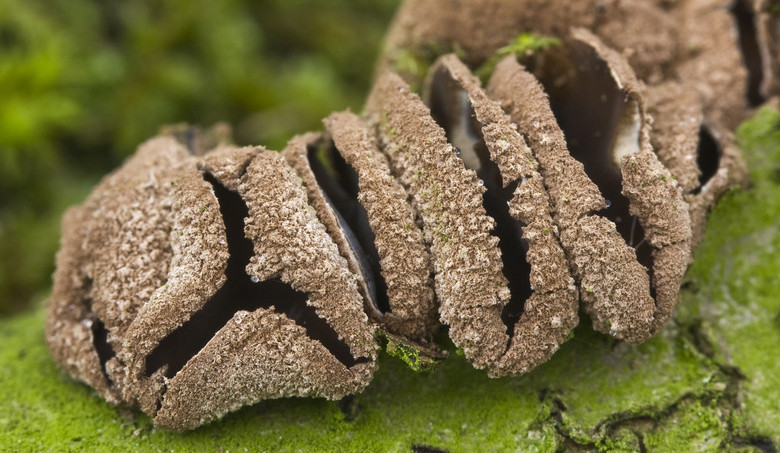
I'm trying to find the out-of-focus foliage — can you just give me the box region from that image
[0,0,399,316]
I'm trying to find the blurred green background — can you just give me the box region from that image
[0,0,399,316]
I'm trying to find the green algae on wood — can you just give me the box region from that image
[678,106,780,447]
[0,306,744,451]
[643,399,729,452]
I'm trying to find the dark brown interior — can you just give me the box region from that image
[693,126,722,194]
[427,67,532,337]
[91,315,115,383]
[82,274,117,384]
[144,172,365,380]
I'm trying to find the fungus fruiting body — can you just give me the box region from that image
[46,0,774,430]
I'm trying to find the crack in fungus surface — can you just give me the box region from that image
[694,126,722,193]
[81,275,116,384]
[732,0,766,106]
[307,141,391,314]
[411,445,449,453]
[90,316,115,383]
[145,172,362,379]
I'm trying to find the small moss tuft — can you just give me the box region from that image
[378,331,442,373]
[476,33,561,81]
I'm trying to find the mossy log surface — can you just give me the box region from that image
[2,108,780,452]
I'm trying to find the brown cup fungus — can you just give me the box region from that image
[47,0,762,431]
[503,29,692,341]
[47,133,378,430]
[380,0,755,339]
[367,72,518,374]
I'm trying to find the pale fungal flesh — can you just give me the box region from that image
[46,0,767,431]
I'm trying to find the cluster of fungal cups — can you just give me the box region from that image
[47,0,776,431]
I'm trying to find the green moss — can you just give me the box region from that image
[476,33,561,81]
[677,107,780,446]
[392,48,432,91]
[378,330,448,373]
[643,400,727,452]
[313,139,338,176]
[0,301,732,451]
[2,307,554,452]
[531,324,718,444]
[598,428,641,452]
[382,336,438,373]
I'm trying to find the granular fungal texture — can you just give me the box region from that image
[47,134,377,431]
[323,111,438,340]
[487,55,655,343]
[284,113,438,342]
[283,132,383,325]
[423,54,578,374]
[367,71,513,374]
[381,0,779,131]
[520,29,691,340]
[46,0,763,431]
[377,0,762,341]
[755,0,780,98]
[381,0,757,254]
